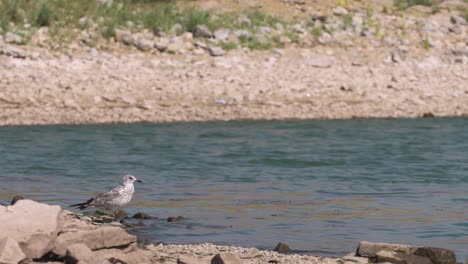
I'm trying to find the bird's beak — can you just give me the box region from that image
[136,179,143,183]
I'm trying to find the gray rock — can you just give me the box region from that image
[0,46,27,59]
[318,32,332,44]
[136,38,153,51]
[115,29,133,45]
[214,28,230,41]
[0,237,27,264]
[238,15,252,26]
[450,15,467,26]
[422,20,439,32]
[131,212,155,219]
[258,26,272,35]
[357,241,414,258]
[352,15,363,27]
[78,16,91,28]
[193,25,213,38]
[171,24,183,36]
[4,32,23,44]
[167,216,186,222]
[333,6,348,16]
[448,25,462,34]
[307,55,334,68]
[234,29,253,39]
[211,253,242,264]
[53,225,136,256]
[413,247,457,264]
[0,199,63,259]
[376,250,431,264]
[97,0,113,7]
[291,24,306,34]
[274,242,291,253]
[154,37,170,51]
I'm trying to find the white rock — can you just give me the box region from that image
[333,6,348,16]
[0,199,64,259]
[4,32,22,44]
[136,38,153,52]
[214,29,231,41]
[0,237,27,264]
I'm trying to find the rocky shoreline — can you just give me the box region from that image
[0,199,460,264]
[0,0,467,126]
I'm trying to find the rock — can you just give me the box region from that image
[131,212,154,219]
[274,242,291,253]
[340,252,369,264]
[92,247,155,264]
[413,247,456,264]
[114,210,128,219]
[53,225,136,256]
[136,38,153,52]
[154,37,170,52]
[0,199,63,259]
[211,253,242,264]
[171,24,183,36]
[448,25,462,34]
[214,29,230,41]
[115,30,133,46]
[65,243,93,263]
[376,250,431,264]
[0,237,27,264]
[333,6,348,16]
[208,46,225,57]
[167,216,185,222]
[291,24,306,34]
[318,32,332,44]
[4,32,23,44]
[357,241,414,258]
[237,15,252,26]
[10,195,24,205]
[307,55,334,68]
[178,253,204,264]
[97,0,113,7]
[193,25,213,38]
[78,16,91,28]
[450,15,467,26]
[233,29,252,39]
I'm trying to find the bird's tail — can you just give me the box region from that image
[70,198,94,210]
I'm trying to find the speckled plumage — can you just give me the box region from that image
[71,175,142,218]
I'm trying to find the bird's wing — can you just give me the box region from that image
[92,186,124,206]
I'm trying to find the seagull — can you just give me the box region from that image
[70,175,142,220]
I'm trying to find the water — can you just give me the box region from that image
[0,118,467,260]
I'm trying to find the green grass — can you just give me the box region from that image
[311,27,323,38]
[0,0,292,49]
[394,0,434,10]
[220,41,238,51]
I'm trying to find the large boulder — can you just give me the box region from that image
[53,224,136,256]
[376,250,431,264]
[0,199,64,259]
[356,241,456,264]
[413,247,457,264]
[357,241,414,258]
[0,236,27,264]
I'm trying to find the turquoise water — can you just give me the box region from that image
[0,119,467,260]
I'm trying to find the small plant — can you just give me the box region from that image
[342,14,353,29]
[422,34,431,49]
[33,2,53,27]
[220,41,238,51]
[394,0,434,10]
[366,6,374,27]
[239,35,272,50]
[311,27,323,38]
[337,0,349,7]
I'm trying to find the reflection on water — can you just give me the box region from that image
[0,118,467,259]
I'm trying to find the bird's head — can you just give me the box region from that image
[123,175,142,185]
